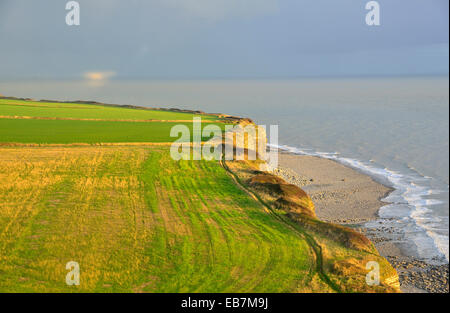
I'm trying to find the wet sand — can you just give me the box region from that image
[276,151,449,293]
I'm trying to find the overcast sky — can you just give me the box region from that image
[0,0,448,79]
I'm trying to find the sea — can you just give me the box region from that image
[1,76,448,263]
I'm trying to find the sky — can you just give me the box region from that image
[0,0,448,80]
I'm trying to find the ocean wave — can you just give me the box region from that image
[270,143,449,263]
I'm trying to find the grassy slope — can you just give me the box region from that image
[227,160,400,293]
[0,99,220,121]
[0,147,326,292]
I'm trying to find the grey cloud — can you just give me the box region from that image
[0,0,448,79]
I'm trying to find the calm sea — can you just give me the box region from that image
[1,77,448,263]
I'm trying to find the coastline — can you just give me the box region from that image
[275,151,449,293]
[2,95,447,292]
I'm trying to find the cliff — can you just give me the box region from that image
[220,120,401,293]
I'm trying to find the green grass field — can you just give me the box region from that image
[0,98,220,121]
[0,118,226,144]
[0,147,323,292]
[0,98,230,144]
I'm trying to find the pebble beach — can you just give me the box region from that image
[275,151,449,293]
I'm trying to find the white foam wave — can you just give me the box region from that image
[271,143,449,263]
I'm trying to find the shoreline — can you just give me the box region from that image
[275,151,449,293]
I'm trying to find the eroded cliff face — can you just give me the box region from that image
[248,174,316,218]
